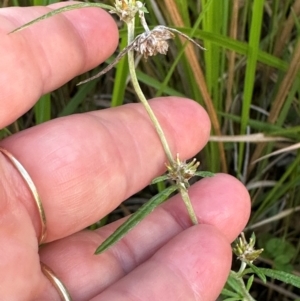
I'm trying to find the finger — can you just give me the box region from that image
[0,97,211,242]
[165,173,251,242]
[38,174,250,300]
[0,3,118,128]
[0,154,59,301]
[92,226,231,301]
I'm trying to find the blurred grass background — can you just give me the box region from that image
[2,0,300,300]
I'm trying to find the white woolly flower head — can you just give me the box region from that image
[133,26,175,59]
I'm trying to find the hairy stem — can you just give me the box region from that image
[179,186,198,225]
[237,261,247,277]
[230,271,257,301]
[126,20,174,164]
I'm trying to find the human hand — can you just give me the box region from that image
[0,3,250,301]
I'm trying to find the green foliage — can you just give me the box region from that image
[95,185,177,254]
[34,94,51,124]
[247,262,267,283]
[0,128,11,139]
[258,268,300,289]
[224,266,300,301]
[152,170,214,184]
[111,37,129,107]
[4,0,300,300]
[260,236,297,272]
[246,275,254,292]
[221,271,256,301]
[238,0,264,172]
[194,171,215,177]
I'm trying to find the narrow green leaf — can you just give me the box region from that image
[10,3,115,33]
[194,171,215,178]
[226,272,244,295]
[259,268,300,288]
[246,275,254,291]
[220,288,241,298]
[151,174,169,184]
[95,185,178,254]
[248,262,267,283]
[226,271,257,301]
[222,297,241,301]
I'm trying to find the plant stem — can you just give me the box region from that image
[126,20,174,164]
[179,186,198,225]
[237,261,247,277]
[230,271,257,301]
[126,18,199,225]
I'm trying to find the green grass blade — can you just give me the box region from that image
[59,80,97,116]
[34,93,51,124]
[111,35,128,107]
[276,77,300,126]
[33,0,46,5]
[0,128,12,139]
[188,28,291,73]
[238,0,264,172]
[201,0,223,97]
[10,3,115,33]
[95,185,177,254]
[156,181,166,193]
[33,0,59,5]
[175,0,190,27]
[252,155,300,220]
[154,4,208,97]
[218,112,286,134]
[137,70,185,97]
